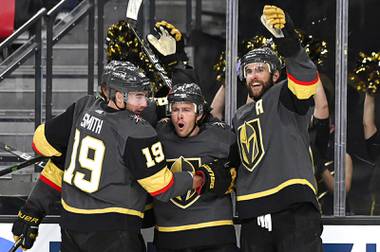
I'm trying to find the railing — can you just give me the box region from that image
[45,0,95,120]
[0,8,46,129]
[0,0,97,122]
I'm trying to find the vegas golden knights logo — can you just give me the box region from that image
[237,119,265,172]
[167,156,201,209]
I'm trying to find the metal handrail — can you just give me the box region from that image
[0,8,46,50]
[45,0,95,120]
[0,8,46,81]
[47,0,66,16]
[0,8,45,131]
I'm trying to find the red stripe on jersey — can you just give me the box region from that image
[287,72,320,86]
[150,176,174,196]
[40,174,62,192]
[32,142,44,157]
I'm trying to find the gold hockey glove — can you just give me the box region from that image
[147,26,176,56]
[153,20,188,64]
[261,5,286,38]
[261,5,300,57]
[155,20,183,42]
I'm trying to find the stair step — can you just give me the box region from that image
[0,122,34,133]
[0,91,88,110]
[1,65,97,78]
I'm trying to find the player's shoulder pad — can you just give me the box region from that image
[234,101,256,122]
[202,120,235,141]
[75,95,97,107]
[120,112,158,139]
[73,95,98,117]
[155,117,174,135]
[204,120,228,129]
[156,117,171,128]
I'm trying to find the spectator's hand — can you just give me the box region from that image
[12,207,42,250]
[195,160,235,196]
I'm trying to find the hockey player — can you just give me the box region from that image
[231,5,323,252]
[11,61,226,251]
[153,82,238,252]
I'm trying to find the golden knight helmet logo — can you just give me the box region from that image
[168,156,201,209]
[238,119,265,172]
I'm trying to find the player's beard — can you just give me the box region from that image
[247,78,274,101]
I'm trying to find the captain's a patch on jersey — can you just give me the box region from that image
[237,119,265,172]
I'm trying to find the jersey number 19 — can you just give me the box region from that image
[63,129,105,193]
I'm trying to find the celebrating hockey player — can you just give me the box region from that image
[153,82,238,251]
[11,61,227,251]
[231,5,323,252]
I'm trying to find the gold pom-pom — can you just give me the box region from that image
[239,35,276,56]
[350,51,380,94]
[106,20,165,94]
[213,35,276,85]
[295,29,328,67]
[213,51,226,85]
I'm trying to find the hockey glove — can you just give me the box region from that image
[12,207,42,250]
[147,20,188,67]
[155,20,187,62]
[261,5,286,38]
[147,26,178,67]
[147,26,176,56]
[261,5,300,57]
[195,159,234,196]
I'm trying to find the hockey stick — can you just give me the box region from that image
[7,234,23,252]
[0,156,46,177]
[0,142,46,169]
[125,0,172,91]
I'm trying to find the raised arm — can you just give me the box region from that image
[363,93,377,139]
[210,85,226,120]
[261,5,320,114]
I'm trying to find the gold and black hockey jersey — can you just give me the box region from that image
[32,96,194,231]
[232,46,321,220]
[154,120,237,249]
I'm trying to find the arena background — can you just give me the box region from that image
[1,0,380,251]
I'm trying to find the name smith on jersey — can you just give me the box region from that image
[80,113,103,134]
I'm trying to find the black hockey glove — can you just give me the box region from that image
[12,207,42,250]
[195,159,236,197]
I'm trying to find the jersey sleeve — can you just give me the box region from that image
[25,156,64,216]
[279,45,321,115]
[32,103,75,157]
[124,135,193,201]
[39,156,65,192]
[366,131,380,161]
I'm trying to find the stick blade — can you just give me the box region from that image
[126,0,143,21]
